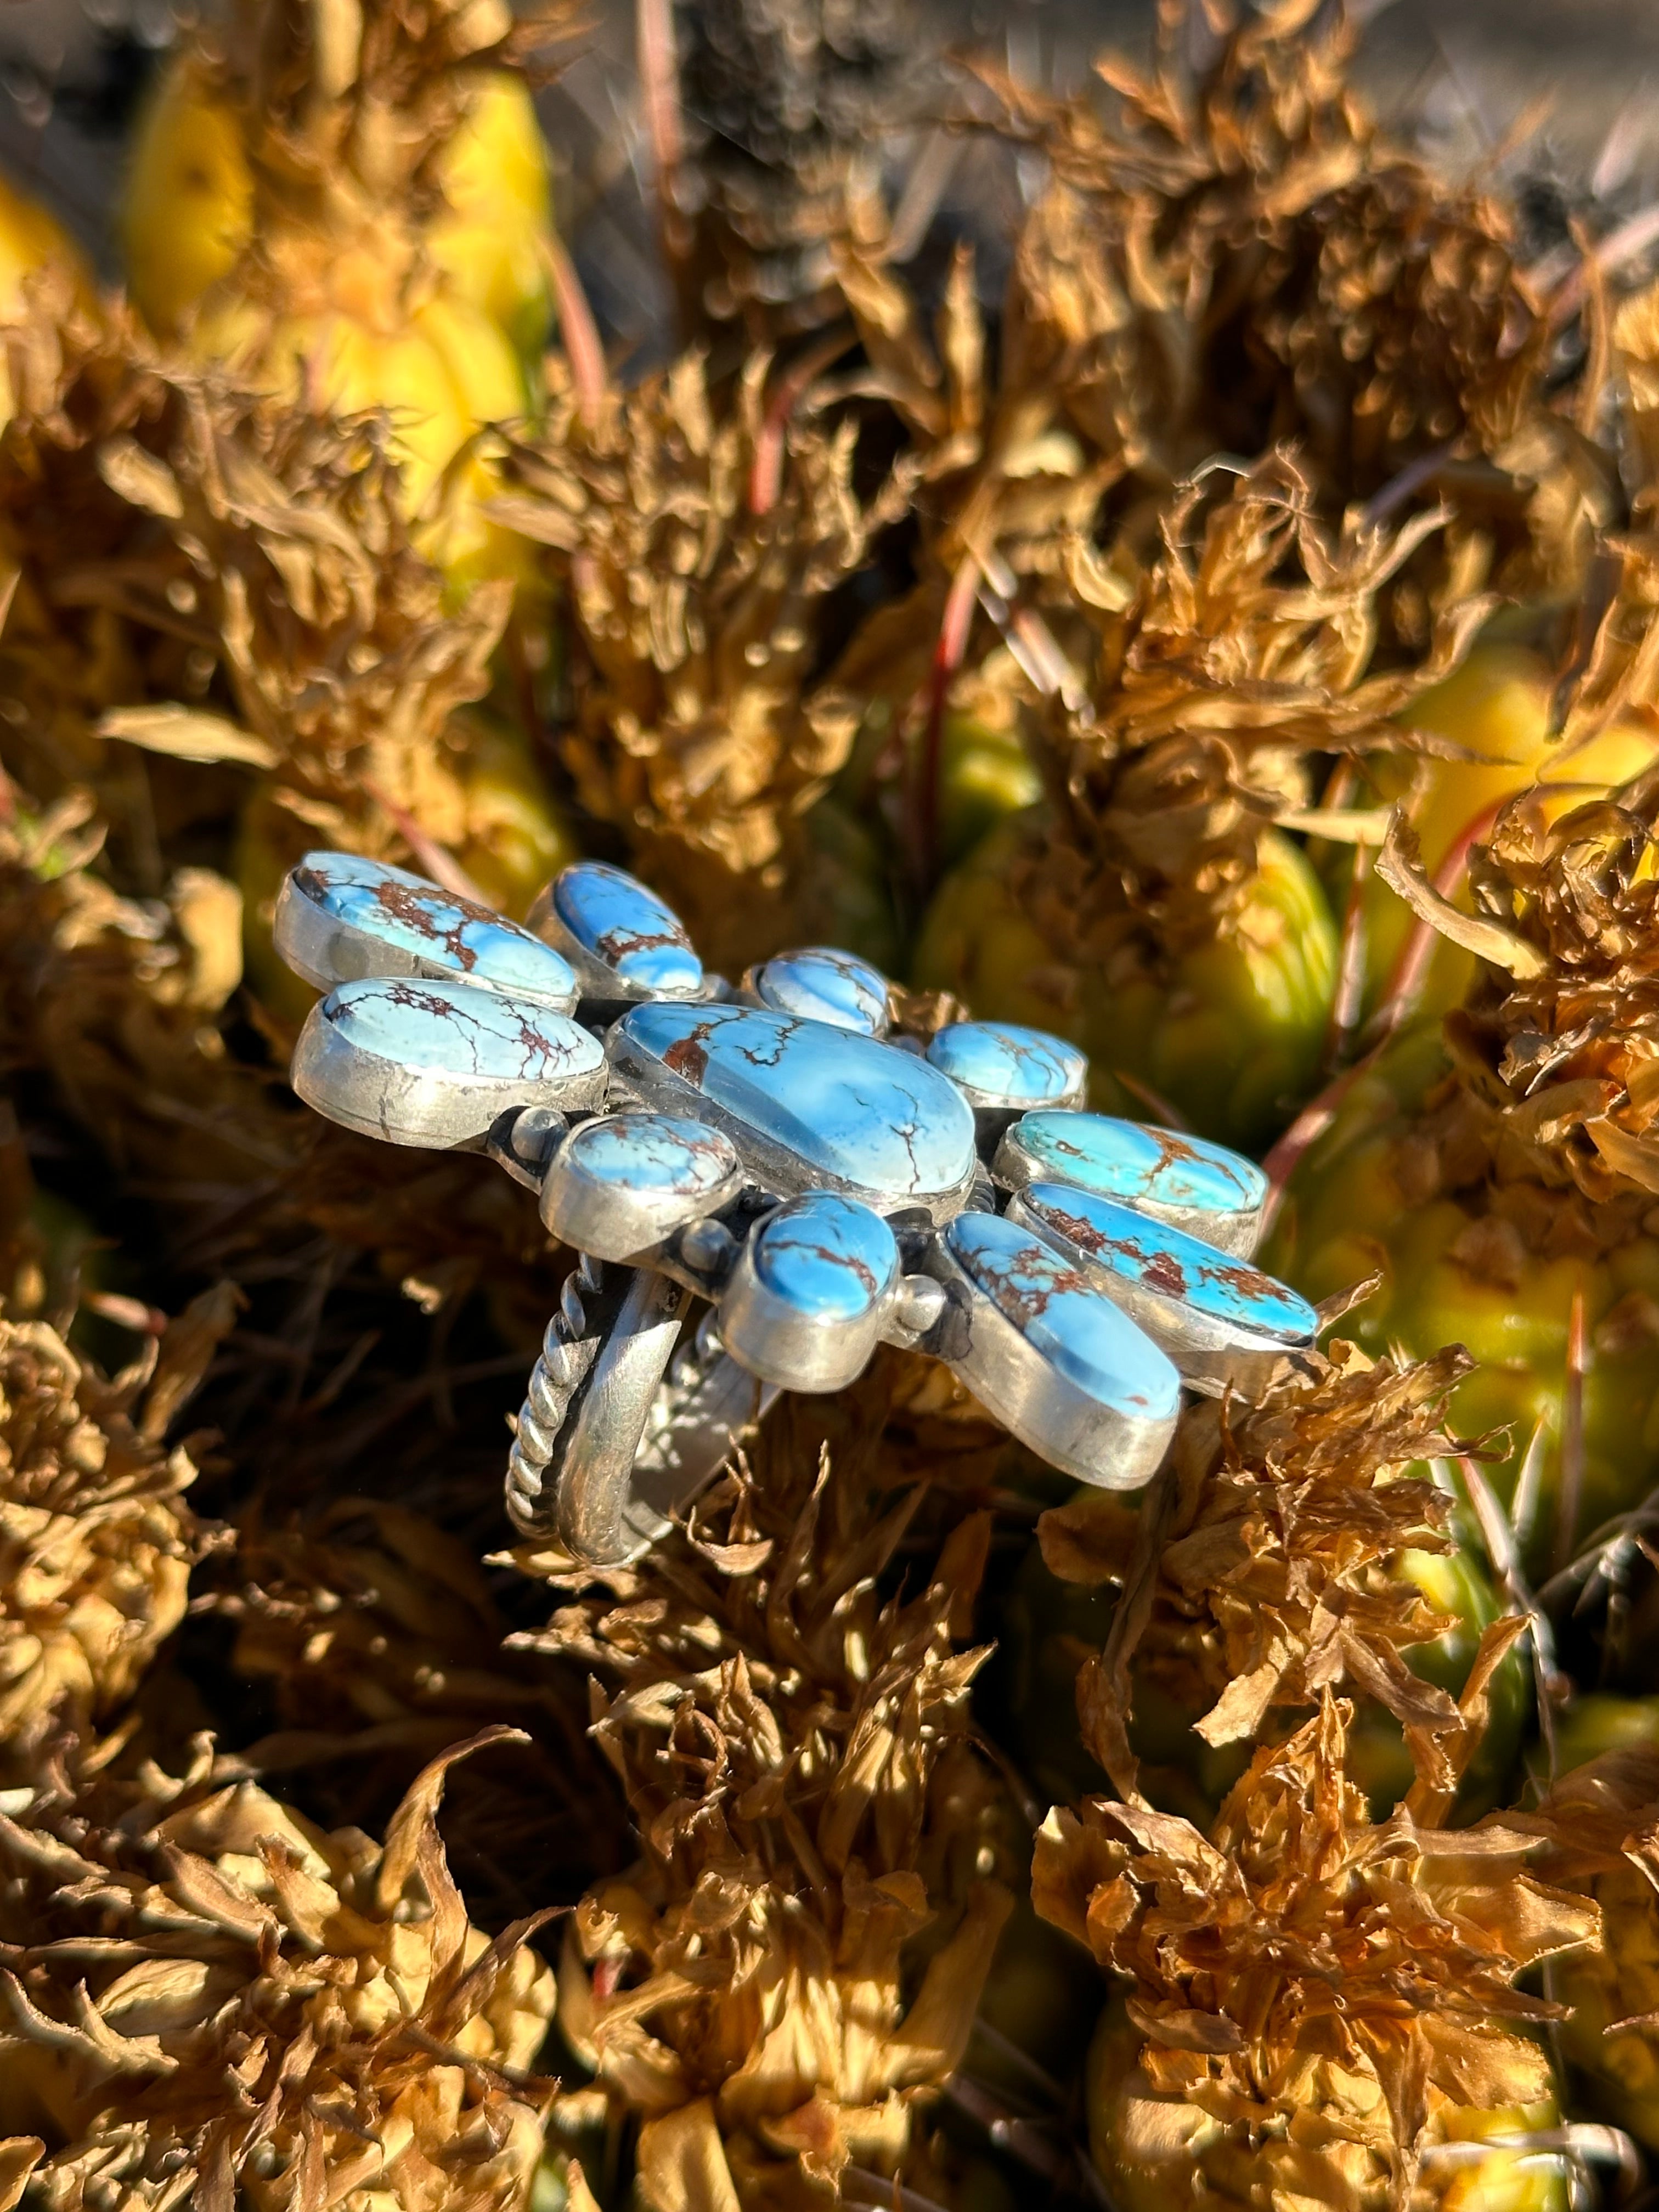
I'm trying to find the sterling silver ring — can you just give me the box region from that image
[273,849,1315,1565]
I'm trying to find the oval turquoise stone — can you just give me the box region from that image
[1005,1111,1266,1221]
[753,948,889,1035]
[613,1003,977,1205]
[927,1020,1086,1105]
[1020,1183,1315,1344]
[294,851,577,1003]
[945,1210,1180,1419]
[561,1113,738,1199]
[552,862,702,995]
[753,1193,898,1319]
[319,977,603,1085]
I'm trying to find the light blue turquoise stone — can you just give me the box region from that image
[561,1113,737,1199]
[1020,1183,1316,1344]
[552,862,702,995]
[294,851,577,1003]
[614,1003,977,1203]
[946,1211,1180,1418]
[927,1020,1086,1105]
[1007,1110,1266,1221]
[319,977,603,1086]
[753,1193,899,1318]
[754,948,889,1035]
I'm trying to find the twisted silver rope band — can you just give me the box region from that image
[506,1257,772,1562]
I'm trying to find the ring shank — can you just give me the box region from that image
[508,1262,774,1565]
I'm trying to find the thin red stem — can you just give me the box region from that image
[912,554,979,895]
[1112,1067,1192,1133]
[542,233,606,432]
[360,781,489,907]
[748,327,859,517]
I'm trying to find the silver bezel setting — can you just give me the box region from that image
[274,865,578,1012]
[923,1236,1179,1491]
[538,1113,746,1261]
[291,990,607,1149]
[1005,1189,1313,1398]
[715,1201,901,1391]
[991,1124,1267,1258]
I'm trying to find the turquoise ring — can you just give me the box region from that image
[274,853,1316,1562]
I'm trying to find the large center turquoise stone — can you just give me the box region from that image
[612,1003,977,1207]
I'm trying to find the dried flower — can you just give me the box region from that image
[0,1730,558,2212]
[116,0,575,578]
[0,1127,234,1778]
[1532,1750,1659,2151]
[0,299,512,905]
[1038,1342,1518,1815]
[913,450,1496,1146]
[976,0,1555,524]
[212,1494,630,1918]
[0,301,571,1312]
[665,0,927,345]
[1370,769,1659,1243]
[1018,452,1494,950]
[495,351,916,966]
[1035,1694,1598,2211]
[1272,768,1659,1564]
[511,1435,1011,2209]
[199,0,565,232]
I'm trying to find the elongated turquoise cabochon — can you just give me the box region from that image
[944,1210,1180,1418]
[550,862,703,996]
[1001,1110,1266,1223]
[287,851,578,1006]
[317,977,603,1084]
[927,1020,1087,1107]
[1018,1183,1316,1346]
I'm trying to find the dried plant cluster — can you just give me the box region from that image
[664,0,929,345]
[1037,1345,1508,1805]
[208,1495,633,1917]
[1035,1696,1596,2210]
[188,0,557,237]
[1375,771,1659,1259]
[1538,1753,1659,2155]
[495,351,917,964]
[979,3,1554,506]
[0,1732,561,2212]
[2,1,1659,2210]
[0,1136,233,1776]
[512,1426,1013,2210]
[0,299,508,902]
[0,302,567,1314]
[997,457,1498,967]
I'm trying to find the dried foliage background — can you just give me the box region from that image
[4,3,1659,2212]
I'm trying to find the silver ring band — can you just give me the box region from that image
[506,1261,774,1563]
